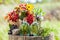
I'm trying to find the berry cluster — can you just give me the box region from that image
[8,11,19,22]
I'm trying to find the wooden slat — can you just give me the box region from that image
[9,35,43,40]
[9,35,24,40]
[9,34,54,40]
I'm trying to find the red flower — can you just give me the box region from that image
[26,14,34,25]
[19,4,27,10]
[19,4,26,7]
[8,11,19,22]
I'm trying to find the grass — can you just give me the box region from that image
[41,20,60,40]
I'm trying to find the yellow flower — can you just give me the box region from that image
[26,4,34,11]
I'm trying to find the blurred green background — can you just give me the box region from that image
[0,0,60,40]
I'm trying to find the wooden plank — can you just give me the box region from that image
[9,34,54,40]
[25,36,43,40]
[9,35,43,40]
[9,35,24,40]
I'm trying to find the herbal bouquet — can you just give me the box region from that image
[5,3,46,36]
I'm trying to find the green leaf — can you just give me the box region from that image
[30,22,39,35]
[33,8,46,16]
[20,22,30,35]
[41,12,46,16]
[19,11,26,20]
